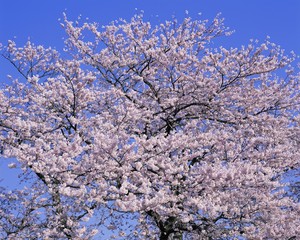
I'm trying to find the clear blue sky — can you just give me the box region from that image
[0,0,300,198]
[1,0,300,53]
[0,0,300,80]
[0,1,299,80]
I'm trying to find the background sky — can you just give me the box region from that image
[1,0,300,79]
[0,0,299,224]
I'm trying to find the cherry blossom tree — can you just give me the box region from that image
[1,13,300,239]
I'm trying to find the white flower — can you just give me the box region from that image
[8,163,17,168]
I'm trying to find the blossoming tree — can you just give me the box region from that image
[0,13,299,239]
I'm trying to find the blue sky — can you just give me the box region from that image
[1,1,300,52]
[0,0,299,222]
[0,1,299,81]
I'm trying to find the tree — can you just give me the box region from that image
[0,13,300,239]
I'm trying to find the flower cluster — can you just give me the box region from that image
[0,13,299,239]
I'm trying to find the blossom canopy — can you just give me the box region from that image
[0,13,300,239]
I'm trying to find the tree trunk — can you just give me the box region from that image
[160,231,183,240]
